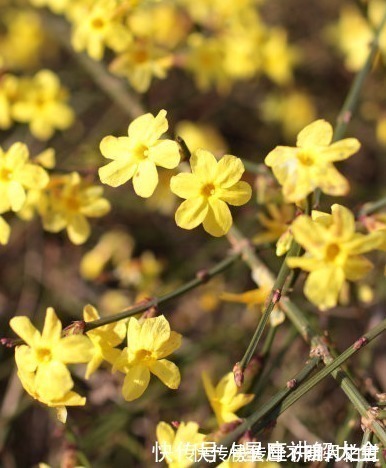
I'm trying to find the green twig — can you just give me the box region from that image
[313,10,386,208]
[84,252,240,331]
[359,196,386,217]
[236,237,301,373]
[356,429,372,468]
[220,319,386,451]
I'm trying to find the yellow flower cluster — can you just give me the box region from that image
[99,110,252,237]
[11,307,182,421]
[0,69,74,140]
[0,142,49,245]
[29,0,298,93]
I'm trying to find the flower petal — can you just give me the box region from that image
[304,266,345,310]
[190,149,217,182]
[35,360,73,401]
[139,315,171,351]
[296,119,333,147]
[170,173,201,199]
[156,331,182,359]
[343,256,373,281]
[175,196,208,230]
[10,316,39,346]
[54,335,93,364]
[150,359,180,389]
[15,345,38,372]
[8,181,26,211]
[42,307,62,343]
[122,365,150,401]
[290,215,327,257]
[218,181,252,206]
[100,136,131,160]
[156,421,175,447]
[203,198,232,237]
[148,140,180,168]
[317,165,350,197]
[99,159,136,187]
[128,110,168,145]
[214,155,244,188]
[67,214,90,245]
[321,138,360,161]
[132,159,158,198]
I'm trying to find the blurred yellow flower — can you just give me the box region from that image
[10,307,93,408]
[72,0,131,60]
[0,142,49,214]
[170,149,251,236]
[0,215,10,245]
[0,9,47,71]
[175,121,227,156]
[80,230,134,280]
[11,70,74,140]
[156,421,206,468]
[113,315,182,401]
[265,119,360,202]
[99,109,180,197]
[202,372,254,425]
[40,172,111,245]
[287,204,385,310]
[253,203,295,256]
[109,40,173,93]
[83,305,127,379]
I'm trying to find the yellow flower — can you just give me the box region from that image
[83,305,127,379]
[170,149,252,236]
[253,203,295,256]
[109,40,173,93]
[71,0,131,60]
[0,9,47,71]
[40,172,111,245]
[265,119,360,202]
[202,372,254,426]
[361,213,386,251]
[186,33,230,93]
[221,286,270,310]
[0,142,49,214]
[11,70,74,140]
[16,365,86,424]
[287,204,385,310]
[113,315,182,401]
[175,120,227,155]
[10,307,93,405]
[99,109,180,197]
[156,421,206,468]
[80,230,134,280]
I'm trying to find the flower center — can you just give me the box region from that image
[134,349,153,364]
[36,347,52,364]
[133,143,149,161]
[91,17,105,29]
[325,243,340,262]
[297,150,314,166]
[201,183,216,197]
[64,195,80,212]
[133,48,149,64]
[0,167,12,182]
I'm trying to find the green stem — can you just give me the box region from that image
[220,319,386,450]
[219,357,321,448]
[84,253,240,331]
[238,239,301,372]
[313,10,386,208]
[359,196,386,217]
